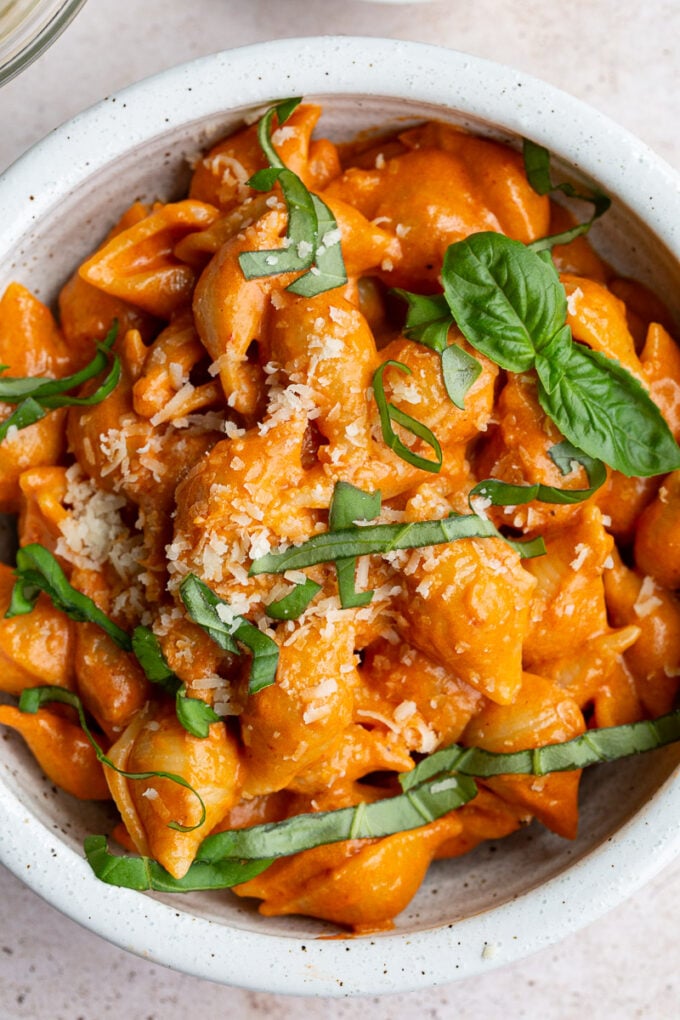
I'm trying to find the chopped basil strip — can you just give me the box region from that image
[264,577,321,620]
[442,232,680,477]
[0,323,120,442]
[328,481,382,609]
[197,771,479,862]
[131,627,220,738]
[0,397,47,441]
[178,574,238,654]
[373,360,443,472]
[393,289,482,409]
[400,708,680,790]
[180,574,279,694]
[232,616,279,694]
[84,835,272,891]
[522,138,611,251]
[237,99,347,295]
[19,687,206,832]
[256,97,301,169]
[250,511,545,577]
[174,686,222,739]
[238,166,318,279]
[6,544,131,650]
[286,194,347,297]
[0,323,118,403]
[5,549,218,738]
[469,442,606,508]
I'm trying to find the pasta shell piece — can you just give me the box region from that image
[0,563,75,696]
[462,672,585,838]
[58,203,158,364]
[398,122,550,244]
[640,322,680,441]
[535,626,643,727]
[0,704,109,800]
[394,528,536,705]
[604,546,680,716]
[286,724,416,800]
[319,193,402,279]
[239,618,358,797]
[18,466,69,553]
[474,373,591,532]
[132,312,220,423]
[171,409,319,602]
[189,104,332,211]
[562,275,643,376]
[0,408,67,514]
[434,785,530,860]
[75,624,149,740]
[523,505,614,667]
[359,637,485,750]
[634,470,680,590]
[0,282,72,375]
[594,470,659,545]
[79,200,219,319]
[268,290,378,447]
[233,813,463,932]
[378,334,498,448]
[192,208,287,420]
[107,703,243,879]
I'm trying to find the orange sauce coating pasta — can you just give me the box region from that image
[1,104,679,932]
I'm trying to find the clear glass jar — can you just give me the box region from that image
[0,0,87,86]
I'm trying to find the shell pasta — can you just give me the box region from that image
[1,101,679,933]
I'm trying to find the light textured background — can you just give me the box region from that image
[0,1,679,1016]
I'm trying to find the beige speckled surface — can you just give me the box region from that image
[0,1,679,1015]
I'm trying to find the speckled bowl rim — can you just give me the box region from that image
[0,37,679,997]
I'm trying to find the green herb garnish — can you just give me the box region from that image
[6,546,219,738]
[400,708,680,789]
[441,232,680,477]
[0,323,120,442]
[328,481,381,609]
[373,360,443,473]
[82,770,478,891]
[250,507,545,578]
[470,442,606,508]
[394,290,483,409]
[130,627,221,739]
[7,544,131,648]
[81,707,680,892]
[522,138,611,251]
[19,686,207,832]
[179,574,279,694]
[264,576,322,620]
[84,835,272,891]
[238,98,347,296]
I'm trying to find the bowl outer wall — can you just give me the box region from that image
[0,37,679,996]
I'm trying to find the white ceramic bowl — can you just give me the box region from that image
[0,37,679,997]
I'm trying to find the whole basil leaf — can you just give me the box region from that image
[537,342,680,477]
[442,232,569,372]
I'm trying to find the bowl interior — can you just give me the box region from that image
[0,61,679,993]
